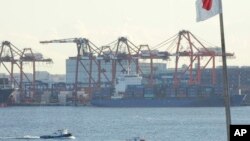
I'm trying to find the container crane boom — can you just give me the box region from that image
[40,38,86,44]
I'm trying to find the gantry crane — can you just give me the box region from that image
[1,41,52,103]
[19,48,52,102]
[0,41,22,85]
[106,37,140,85]
[0,41,34,88]
[173,30,234,86]
[40,38,100,104]
[96,45,113,87]
[153,30,235,87]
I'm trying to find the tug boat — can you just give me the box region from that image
[40,129,75,139]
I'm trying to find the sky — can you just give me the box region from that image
[0,0,249,74]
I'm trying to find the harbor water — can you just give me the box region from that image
[1,106,250,141]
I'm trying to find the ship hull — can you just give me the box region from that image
[0,88,14,104]
[91,95,245,107]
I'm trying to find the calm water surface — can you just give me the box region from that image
[0,106,250,141]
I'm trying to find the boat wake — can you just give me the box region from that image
[0,129,75,140]
[17,135,40,139]
[0,135,40,139]
[0,135,76,140]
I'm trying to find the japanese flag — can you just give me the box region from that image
[196,0,222,22]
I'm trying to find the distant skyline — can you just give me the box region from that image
[0,0,249,74]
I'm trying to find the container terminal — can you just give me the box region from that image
[0,30,249,106]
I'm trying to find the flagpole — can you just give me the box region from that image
[218,1,231,141]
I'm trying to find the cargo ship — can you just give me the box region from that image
[0,78,14,106]
[91,73,245,107]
